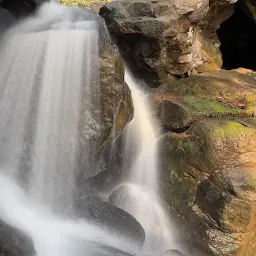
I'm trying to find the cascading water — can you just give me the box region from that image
[0,2,101,212]
[111,72,180,255]
[0,2,185,256]
[0,3,136,256]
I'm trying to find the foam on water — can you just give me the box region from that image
[113,72,181,255]
[0,2,134,256]
[0,2,182,256]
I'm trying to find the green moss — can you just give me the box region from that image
[248,177,256,188]
[212,121,254,138]
[60,0,111,7]
[245,94,256,103]
[182,96,241,116]
[99,127,112,149]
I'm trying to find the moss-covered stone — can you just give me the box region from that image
[152,69,256,130]
[159,117,256,256]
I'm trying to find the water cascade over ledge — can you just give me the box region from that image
[110,72,179,255]
[0,2,182,256]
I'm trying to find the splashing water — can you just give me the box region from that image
[0,3,135,256]
[0,2,101,212]
[111,72,180,255]
[0,2,182,256]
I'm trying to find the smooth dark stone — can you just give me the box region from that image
[75,197,145,252]
[0,219,35,256]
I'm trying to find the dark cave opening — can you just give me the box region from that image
[217,2,256,71]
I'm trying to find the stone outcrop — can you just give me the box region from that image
[75,197,145,252]
[76,13,133,180]
[152,68,256,130]
[154,69,256,255]
[0,219,35,256]
[100,0,238,87]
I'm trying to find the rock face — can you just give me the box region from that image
[76,14,133,181]
[100,0,238,87]
[0,219,35,256]
[76,197,145,252]
[154,69,256,255]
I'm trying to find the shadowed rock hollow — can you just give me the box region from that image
[217,1,256,70]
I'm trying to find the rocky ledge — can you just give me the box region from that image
[155,68,256,256]
[100,0,238,87]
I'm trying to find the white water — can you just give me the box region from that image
[0,2,182,256]
[112,72,180,255]
[0,2,101,212]
[0,3,134,256]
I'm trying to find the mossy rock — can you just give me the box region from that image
[152,69,256,130]
[159,117,256,256]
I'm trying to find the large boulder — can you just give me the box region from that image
[152,68,256,130]
[75,197,145,252]
[154,69,256,255]
[100,0,238,87]
[0,219,35,256]
[76,11,133,181]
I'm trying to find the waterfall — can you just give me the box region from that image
[0,2,183,256]
[0,2,102,214]
[0,3,134,256]
[110,72,179,255]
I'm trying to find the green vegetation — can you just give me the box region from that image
[212,121,254,139]
[60,0,111,7]
[182,96,241,117]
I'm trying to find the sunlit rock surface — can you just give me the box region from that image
[99,0,238,87]
[156,69,256,255]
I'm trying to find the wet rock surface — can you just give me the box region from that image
[73,240,135,256]
[76,197,145,251]
[156,69,256,255]
[0,219,35,256]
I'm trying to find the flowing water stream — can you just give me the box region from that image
[111,72,178,255]
[0,2,180,256]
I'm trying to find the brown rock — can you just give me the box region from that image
[156,69,256,255]
[100,0,238,87]
[160,118,256,255]
[152,69,256,130]
[89,2,105,12]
